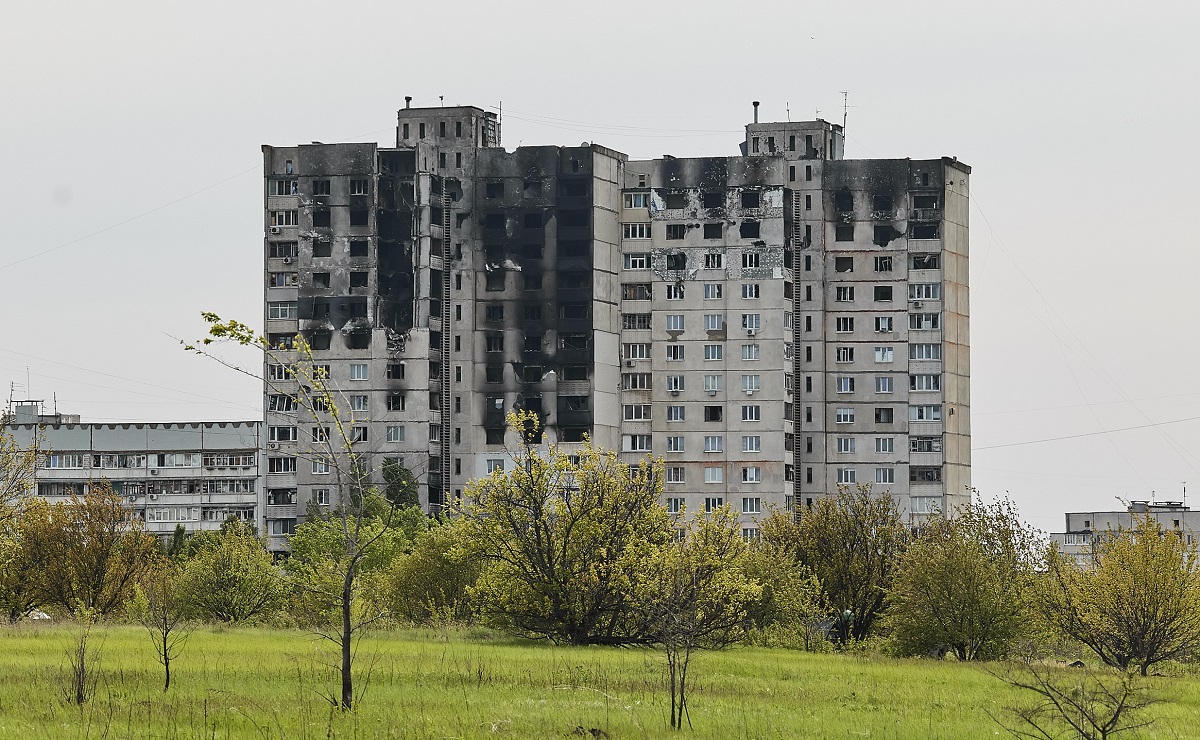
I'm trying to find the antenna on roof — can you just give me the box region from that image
[786,102,791,121]
[841,90,849,134]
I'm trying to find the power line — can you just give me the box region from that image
[975,415,1200,451]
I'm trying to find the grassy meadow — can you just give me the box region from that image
[1,624,1198,739]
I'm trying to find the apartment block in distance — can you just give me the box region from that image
[3,400,262,546]
[260,100,970,540]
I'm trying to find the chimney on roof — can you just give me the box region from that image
[405,96,412,109]
[753,101,760,124]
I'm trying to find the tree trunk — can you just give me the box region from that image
[341,567,354,710]
[162,632,171,691]
[667,648,679,730]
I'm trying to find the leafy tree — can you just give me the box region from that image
[382,459,419,509]
[887,499,1043,660]
[636,507,762,730]
[25,482,159,617]
[0,498,51,622]
[745,537,827,651]
[460,412,672,645]
[386,517,481,625]
[761,484,908,643]
[131,563,192,691]
[1038,515,1200,675]
[179,520,284,623]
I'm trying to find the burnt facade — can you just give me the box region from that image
[261,103,969,545]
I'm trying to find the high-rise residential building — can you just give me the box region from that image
[261,102,969,544]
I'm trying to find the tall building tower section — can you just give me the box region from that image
[261,101,970,549]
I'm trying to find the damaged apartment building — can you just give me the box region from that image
[261,100,970,540]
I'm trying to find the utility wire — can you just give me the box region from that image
[976,415,1200,450]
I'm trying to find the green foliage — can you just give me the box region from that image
[637,507,763,729]
[0,498,51,622]
[131,563,192,691]
[1038,515,1200,675]
[179,520,284,623]
[745,538,828,651]
[461,412,672,645]
[761,484,908,643]
[382,458,420,509]
[386,517,480,625]
[23,482,160,617]
[0,425,42,527]
[887,499,1042,661]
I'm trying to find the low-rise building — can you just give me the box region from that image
[1051,500,1198,566]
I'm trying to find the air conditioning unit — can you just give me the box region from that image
[267,442,278,450]
[670,389,681,396]
[282,257,293,264]
[149,494,159,501]
[913,301,924,308]
[745,389,755,396]
[270,226,282,234]
[746,328,758,336]
[625,359,635,367]
[707,389,718,396]
[150,469,160,475]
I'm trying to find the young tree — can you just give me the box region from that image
[745,537,827,651]
[637,507,762,730]
[179,520,284,623]
[187,312,425,710]
[761,484,908,643]
[1038,515,1200,675]
[887,499,1043,660]
[26,482,159,617]
[131,563,192,691]
[460,412,672,645]
[0,425,42,526]
[0,498,51,622]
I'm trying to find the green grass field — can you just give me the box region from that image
[0,624,1196,739]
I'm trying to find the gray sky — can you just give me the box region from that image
[3,0,1197,531]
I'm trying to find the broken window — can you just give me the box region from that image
[386,363,405,380]
[740,221,760,238]
[312,210,331,228]
[486,272,506,291]
[875,408,894,424]
[704,406,723,422]
[563,396,589,412]
[873,225,898,246]
[910,223,940,239]
[911,254,941,270]
[523,365,543,382]
[874,285,893,302]
[834,190,854,212]
[312,272,331,288]
[835,256,854,273]
[665,224,686,240]
[349,240,368,257]
[485,366,503,383]
[560,273,588,289]
[703,223,722,239]
[485,428,505,445]
[559,240,589,257]
[559,181,588,197]
[524,305,542,321]
[483,212,505,229]
[704,252,724,269]
[312,181,330,196]
[741,191,760,209]
[350,210,368,227]
[522,273,542,290]
[560,210,588,228]
[306,331,331,350]
[524,332,542,352]
[312,240,332,258]
[741,251,761,269]
[349,272,368,288]
[913,195,938,209]
[522,243,543,260]
[559,303,590,319]
[875,256,893,272]
[349,179,369,196]
[666,253,687,270]
[563,365,588,381]
[872,195,894,211]
[524,213,541,229]
[663,192,687,209]
[835,224,854,242]
[485,305,503,322]
[486,182,504,199]
[523,180,542,197]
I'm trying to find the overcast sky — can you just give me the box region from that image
[2,0,1197,531]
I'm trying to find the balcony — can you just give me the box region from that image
[909,208,942,222]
